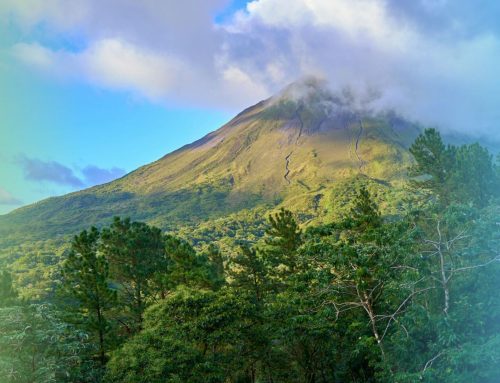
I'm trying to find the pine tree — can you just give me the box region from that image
[165,235,222,290]
[100,217,166,330]
[61,227,116,366]
[230,245,268,302]
[409,128,453,204]
[349,185,382,231]
[263,208,303,274]
[409,128,499,208]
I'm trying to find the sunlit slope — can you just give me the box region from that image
[0,81,421,247]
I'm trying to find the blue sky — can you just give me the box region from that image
[0,1,247,213]
[1,0,499,213]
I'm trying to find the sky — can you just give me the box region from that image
[1,0,499,214]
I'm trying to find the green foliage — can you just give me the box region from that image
[0,304,94,383]
[263,208,303,274]
[409,128,451,195]
[60,227,117,367]
[348,186,382,230]
[299,190,418,379]
[229,245,268,302]
[0,269,18,307]
[100,217,166,329]
[410,128,499,207]
[448,143,498,207]
[164,235,221,290]
[105,288,253,383]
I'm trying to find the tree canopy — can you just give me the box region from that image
[1,129,499,382]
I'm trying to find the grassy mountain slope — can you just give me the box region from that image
[0,80,421,250]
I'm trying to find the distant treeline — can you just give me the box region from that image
[1,129,500,383]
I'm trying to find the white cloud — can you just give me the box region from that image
[246,0,397,40]
[0,0,88,30]
[83,39,187,100]
[3,0,500,139]
[222,65,268,97]
[13,39,191,102]
[12,37,271,108]
[12,43,58,72]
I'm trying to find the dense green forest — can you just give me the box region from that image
[1,129,499,382]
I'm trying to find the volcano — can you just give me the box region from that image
[0,79,421,249]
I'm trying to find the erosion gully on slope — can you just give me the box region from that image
[355,119,367,173]
[284,105,305,184]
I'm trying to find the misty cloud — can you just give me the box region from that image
[17,156,126,188]
[3,0,500,139]
[0,187,22,206]
[223,0,500,139]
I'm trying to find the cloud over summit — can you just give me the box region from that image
[3,0,500,139]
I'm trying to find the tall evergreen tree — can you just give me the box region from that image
[100,217,166,330]
[349,186,382,231]
[61,227,116,366]
[409,128,499,207]
[230,245,268,303]
[164,235,221,290]
[409,128,453,204]
[447,143,498,207]
[263,208,303,275]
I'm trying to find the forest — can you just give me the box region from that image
[1,128,499,383]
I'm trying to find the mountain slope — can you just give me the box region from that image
[0,79,421,248]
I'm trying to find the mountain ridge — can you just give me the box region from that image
[0,80,422,249]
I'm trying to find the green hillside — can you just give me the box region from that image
[0,80,420,250]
